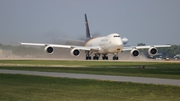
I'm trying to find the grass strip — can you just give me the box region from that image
[0,60,180,79]
[0,74,180,101]
[0,60,180,67]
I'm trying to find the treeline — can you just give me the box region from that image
[158,45,180,57]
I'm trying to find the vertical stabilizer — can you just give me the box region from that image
[85,14,92,38]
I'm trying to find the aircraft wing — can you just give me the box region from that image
[123,45,171,51]
[20,42,100,51]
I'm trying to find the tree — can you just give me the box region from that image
[137,43,146,46]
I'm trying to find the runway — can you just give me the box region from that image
[1,69,180,86]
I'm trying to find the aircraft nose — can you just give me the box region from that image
[114,39,123,46]
[111,40,123,50]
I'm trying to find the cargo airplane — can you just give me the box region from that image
[21,14,171,60]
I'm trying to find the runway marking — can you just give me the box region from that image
[0,69,180,86]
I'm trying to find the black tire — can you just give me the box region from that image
[93,56,96,60]
[116,57,118,60]
[89,56,91,60]
[113,57,115,60]
[102,57,105,60]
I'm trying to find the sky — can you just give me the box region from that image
[0,0,180,45]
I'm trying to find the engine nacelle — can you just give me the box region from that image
[130,49,140,57]
[148,47,158,56]
[44,46,54,54]
[70,48,80,57]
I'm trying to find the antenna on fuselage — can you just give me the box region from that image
[85,14,92,39]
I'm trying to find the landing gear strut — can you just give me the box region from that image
[85,51,92,60]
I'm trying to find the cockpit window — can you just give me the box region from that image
[114,35,120,37]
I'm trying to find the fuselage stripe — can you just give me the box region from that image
[84,37,102,46]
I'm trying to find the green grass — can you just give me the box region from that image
[0,60,180,79]
[0,60,179,67]
[0,74,180,101]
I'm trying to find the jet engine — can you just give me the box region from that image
[70,48,80,57]
[148,47,158,56]
[122,37,129,45]
[130,49,140,57]
[44,46,54,54]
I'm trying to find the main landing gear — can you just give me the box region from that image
[86,51,92,60]
[85,51,119,60]
[102,54,118,60]
[102,54,108,60]
[93,54,100,60]
[86,51,100,60]
[86,56,91,60]
[113,55,118,60]
[86,51,95,60]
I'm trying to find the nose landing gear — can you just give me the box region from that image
[113,53,119,60]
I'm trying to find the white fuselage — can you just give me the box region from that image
[85,33,123,54]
